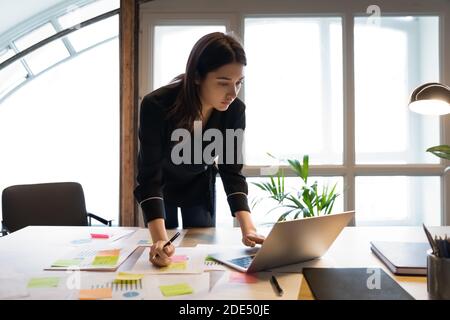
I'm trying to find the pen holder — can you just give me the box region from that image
[427,252,450,300]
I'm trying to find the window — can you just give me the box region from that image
[356,176,440,226]
[153,25,227,89]
[0,60,27,99]
[22,41,70,75]
[0,2,120,225]
[13,23,56,51]
[0,47,14,64]
[354,17,440,164]
[0,39,120,224]
[63,15,119,52]
[57,0,120,30]
[244,17,343,165]
[140,0,449,227]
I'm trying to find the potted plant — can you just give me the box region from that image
[251,155,340,222]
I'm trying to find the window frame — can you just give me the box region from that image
[139,0,450,226]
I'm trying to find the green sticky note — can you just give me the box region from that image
[52,259,83,267]
[92,255,119,266]
[205,256,215,262]
[27,277,60,288]
[159,283,194,297]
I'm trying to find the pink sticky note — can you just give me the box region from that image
[229,272,258,284]
[171,255,188,263]
[90,233,109,239]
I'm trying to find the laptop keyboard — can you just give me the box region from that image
[229,256,255,268]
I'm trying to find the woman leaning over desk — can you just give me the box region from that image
[134,32,265,267]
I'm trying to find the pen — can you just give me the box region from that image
[423,224,439,256]
[164,231,181,248]
[270,275,284,297]
[151,232,181,260]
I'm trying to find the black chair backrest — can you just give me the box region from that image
[2,182,89,232]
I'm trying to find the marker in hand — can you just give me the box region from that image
[151,232,181,260]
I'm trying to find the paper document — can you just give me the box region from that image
[45,245,137,271]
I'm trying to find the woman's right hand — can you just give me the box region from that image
[149,240,175,267]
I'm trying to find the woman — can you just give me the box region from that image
[134,32,265,267]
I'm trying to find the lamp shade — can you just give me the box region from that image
[408,82,450,115]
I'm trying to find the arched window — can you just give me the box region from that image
[0,0,120,224]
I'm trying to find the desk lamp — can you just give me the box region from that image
[408,82,450,160]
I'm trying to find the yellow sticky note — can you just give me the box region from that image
[92,255,119,266]
[159,283,194,297]
[160,261,187,272]
[27,277,60,288]
[97,249,121,257]
[114,272,144,282]
[79,288,112,300]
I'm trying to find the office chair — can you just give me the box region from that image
[1,182,113,235]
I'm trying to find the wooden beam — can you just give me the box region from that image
[119,0,139,226]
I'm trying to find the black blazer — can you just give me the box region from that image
[134,84,251,225]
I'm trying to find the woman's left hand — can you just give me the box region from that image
[242,231,265,247]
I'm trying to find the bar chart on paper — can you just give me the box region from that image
[90,279,143,291]
[87,279,144,299]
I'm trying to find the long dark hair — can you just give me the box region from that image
[165,32,247,132]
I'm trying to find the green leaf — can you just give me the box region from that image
[427,145,450,160]
[302,155,309,183]
[277,208,300,222]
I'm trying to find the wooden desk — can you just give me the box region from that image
[1,225,448,300]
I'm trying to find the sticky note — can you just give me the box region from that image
[97,249,121,257]
[114,272,144,282]
[160,261,187,272]
[229,272,258,284]
[27,277,60,288]
[205,256,215,262]
[79,288,112,300]
[71,239,92,245]
[92,255,119,266]
[51,259,83,267]
[171,255,188,263]
[90,233,109,239]
[159,283,194,297]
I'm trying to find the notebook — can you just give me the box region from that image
[302,268,415,300]
[370,241,430,276]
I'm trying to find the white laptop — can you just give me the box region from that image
[209,211,355,273]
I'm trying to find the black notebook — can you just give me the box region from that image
[370,241,430,276]
[302,268,414,300]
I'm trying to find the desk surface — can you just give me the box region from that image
[1,225,449,300]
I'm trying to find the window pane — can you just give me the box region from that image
[215,176,344,227]
[355,176,440,226]
[153,25,227,90]
[65,15,119,52]
[58,0,120,29]
[0,61,28,100]
[0,47,14,64]
[354,17,440,164]
[0,39,120,224]
[244,18,343,165]
[14,23,56,51]
[22,40,70,74]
